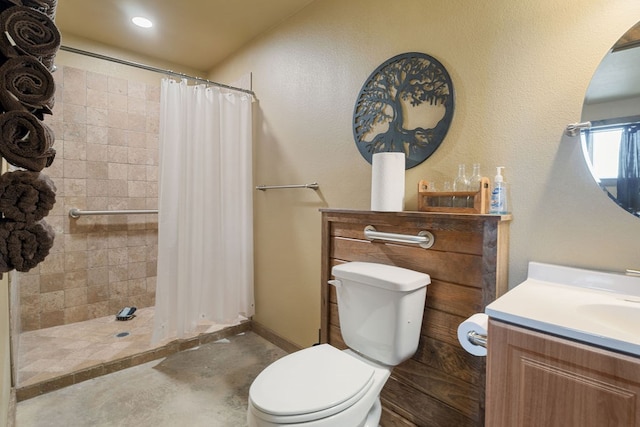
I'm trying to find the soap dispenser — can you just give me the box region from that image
[489,167,509,214]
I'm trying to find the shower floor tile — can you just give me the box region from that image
[16,307,235,389]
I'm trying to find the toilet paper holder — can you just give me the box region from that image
[467,331,487,348]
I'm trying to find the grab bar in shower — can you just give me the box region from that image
[256,182,319,191]
[363,225,435,249]
[69,208,158,218]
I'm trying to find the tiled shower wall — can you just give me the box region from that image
[16,65,160,332]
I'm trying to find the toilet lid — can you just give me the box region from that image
[249,344,375,417]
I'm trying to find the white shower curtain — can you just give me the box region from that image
[153,79,254,343]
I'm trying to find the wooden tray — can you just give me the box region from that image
[418,177,491,214]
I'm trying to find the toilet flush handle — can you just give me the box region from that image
[328,279,342,288]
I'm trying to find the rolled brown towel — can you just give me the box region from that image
[0,110,56,171]
[0,219,54,272]
[21,0,57,20]
[0,6,61,71]
[0,55,54,115]
[0,170,56,223]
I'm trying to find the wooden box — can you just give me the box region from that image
[418,178,491,214]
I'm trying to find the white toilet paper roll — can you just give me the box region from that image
[371,152,405,211]
[457,313,489,356]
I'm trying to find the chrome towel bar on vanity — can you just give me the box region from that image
[363,225,435,249]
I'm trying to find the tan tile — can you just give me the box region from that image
[128,181,146,198]
[146,114,159,134]
[63,122,87,143]
[128,278,146,295]
[63,141,87,161]
[40,273,65,293]
[39,252,65,275]
[108,180,128,197]
[108,162,128,180]
[109,266,128,284]
[128,97,146,114]
[108,76,127,95]
[87,249,108,268]
[107,145,128,163]
[87,267,109,286]
[86,106,108,126]
[128,81,146,100]
[126,130,146,148]
[127,113,146,132]
[63,104,86,124]
[40,310,64,328]
[87,126,108,145]
[107,127,127,146]
[128,263,146,281]
[40,291,64,312]
[146,84,160,102]
[87,89,109,112]
[18,274,41,295]
[108,92,128,111]
[65,287,87,307]
[63,160,87,179]
[86,161,108,179]
[86,179,109,197]
[108,247,128,266]
[65,305,88,324]
[64,270,88,289]
[87,71,108,91]
[63,179,86,197]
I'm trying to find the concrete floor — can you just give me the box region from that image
[15,331,287,426]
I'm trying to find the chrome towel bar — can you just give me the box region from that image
[363,225,435,249]
[256,182,319,191]
[69,208,158,218]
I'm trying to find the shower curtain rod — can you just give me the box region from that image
[59,45,255,96]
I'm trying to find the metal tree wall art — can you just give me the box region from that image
[353,52,454,169]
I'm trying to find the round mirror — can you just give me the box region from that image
[580,21,640,218]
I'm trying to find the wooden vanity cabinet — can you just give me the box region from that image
[486,319,640,427]
[320,209,510,426]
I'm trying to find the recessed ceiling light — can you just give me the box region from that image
[132,16,153,28]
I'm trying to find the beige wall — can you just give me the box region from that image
[210,0,640,347]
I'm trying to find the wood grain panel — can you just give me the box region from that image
[329,220,484,255]
[381,376,476,427]
[392,358,482,421]
[413,336,485,386]
[321,209,510,427]
[331,237,483,287]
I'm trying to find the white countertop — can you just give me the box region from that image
[485,262,640,356]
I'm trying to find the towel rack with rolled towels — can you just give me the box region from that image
[363,225,435,249]
[69,208,158,218]
[256,182,319,191]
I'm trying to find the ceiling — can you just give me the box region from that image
[54,0,316,72]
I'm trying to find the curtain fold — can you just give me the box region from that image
[153,79,254,343]
[617,125,640,216]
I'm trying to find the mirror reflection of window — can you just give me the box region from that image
[584,128,622,182]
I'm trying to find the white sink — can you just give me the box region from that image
[486,262,640,356]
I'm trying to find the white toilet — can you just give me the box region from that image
[247,261,430,426]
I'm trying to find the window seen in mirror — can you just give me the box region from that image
[590,128,622,180]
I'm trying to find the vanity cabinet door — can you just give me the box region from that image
[486,319,640,427]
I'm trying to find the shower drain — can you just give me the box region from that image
[116,332,130,338]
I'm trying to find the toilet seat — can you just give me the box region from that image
[249,344,375,424]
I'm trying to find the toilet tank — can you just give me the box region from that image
[330,262,430,366]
